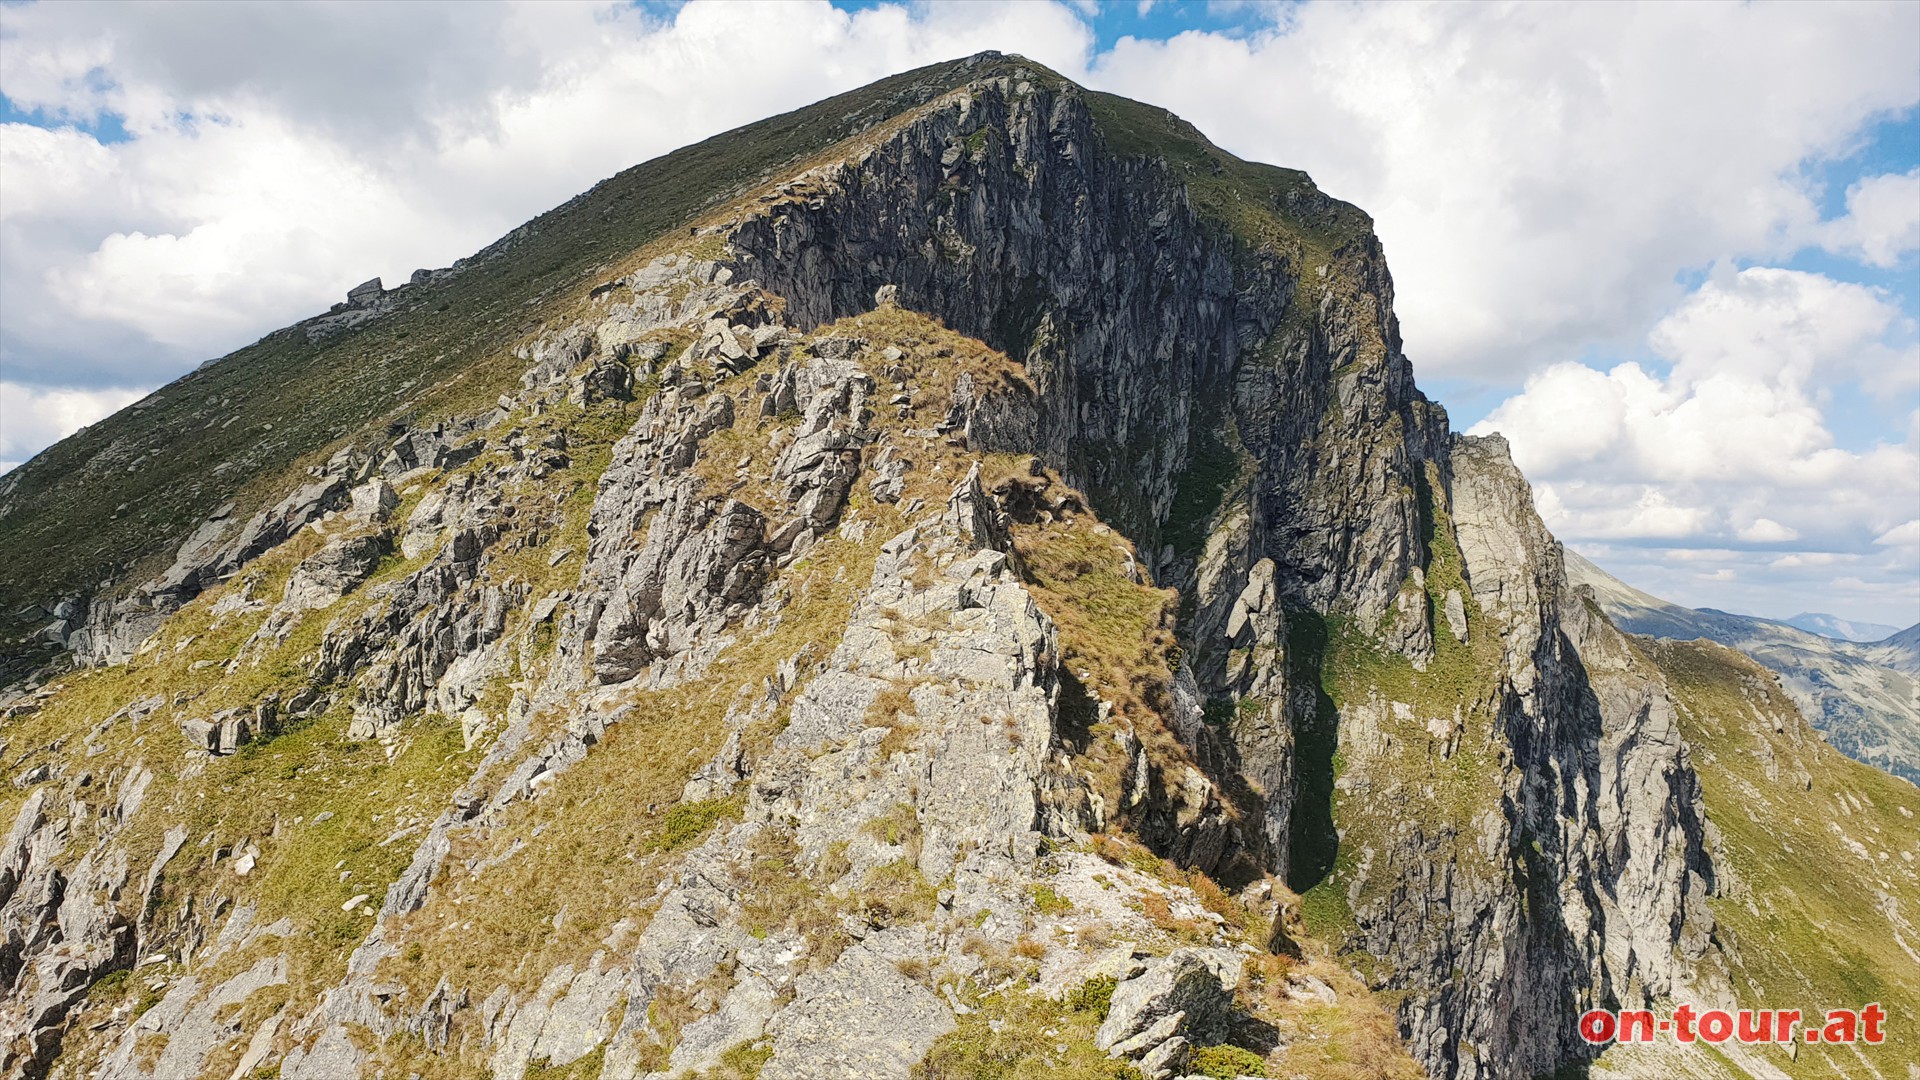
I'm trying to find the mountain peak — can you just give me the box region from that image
[1779,610,1903,643]
[2,59,1912,1080]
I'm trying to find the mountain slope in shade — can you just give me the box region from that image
[1779,612,1902,643]
[1565,548,1920,785]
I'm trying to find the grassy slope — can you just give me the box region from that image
[3,54,1510,1078]
[1610,638,1920,1077]
[1289,467,1505,949]
[21,396,640,1075]
[0,53,1038,671]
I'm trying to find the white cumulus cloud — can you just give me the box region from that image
[1084,1,1920,380]
[0,381,145,471]
[1472,267,1920,623]
[1820,168,1920,268]
[1878,520,1920,549]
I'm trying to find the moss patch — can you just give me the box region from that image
[1192,1044,1267,1078]
[914,975,1142,1080]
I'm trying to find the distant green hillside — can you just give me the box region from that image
[1597,637,1920,1077]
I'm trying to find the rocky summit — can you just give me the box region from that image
[0,52,1913,1080]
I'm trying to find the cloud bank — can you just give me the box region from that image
[1469,268,1919,621]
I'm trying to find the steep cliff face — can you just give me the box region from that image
[715,74,1725,1079]
[730,78,1433,630]
[1,53,1911,1080]
[1320,436,1718,1077]
[728,76,1443,887]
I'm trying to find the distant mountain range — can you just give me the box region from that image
[1776,611,1904,643]
[1567,549,1920,784]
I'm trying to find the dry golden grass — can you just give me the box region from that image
[1269,980,1425,1080]
[738,826,857,968]
[1137,891,1209,941]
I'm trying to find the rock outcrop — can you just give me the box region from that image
[1095,947,1245,1075]
[0,52,1905,1080]
[1323,435,1719,1077]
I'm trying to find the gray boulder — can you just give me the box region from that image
[346,277,384,305]
[282,531,391,611]
[1095,948,1244,1059]
[348,479,399,523]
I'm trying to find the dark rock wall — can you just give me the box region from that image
[735,86,1717,1080]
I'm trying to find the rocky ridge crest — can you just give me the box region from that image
[1,54,1913,1080]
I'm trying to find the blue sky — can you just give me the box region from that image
[1,0,1916,626]
[831,0,1286,51]
[0,90,130,143]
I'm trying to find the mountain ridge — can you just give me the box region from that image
[0,51,1051,679]
[1777,612,1902,643]
[1565,547,1920,784]
[0,53,1912,1080]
